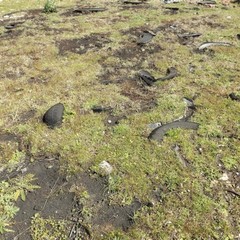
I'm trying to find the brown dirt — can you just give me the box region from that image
[56,33,111,55]
[98,27,162,114]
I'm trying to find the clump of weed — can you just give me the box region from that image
[43,0,57,13]
[31,213,68,240]
[0,174,39,233]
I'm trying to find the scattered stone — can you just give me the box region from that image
[219,172,229,181]
[99,161,113,175]
[137,31,156,45]
[229,92,240,101]
[122,0,146,4]
[42,103,64,128]
[177,32,201,39]
[149,121,199,142]
[174,97,196,121]
[198,41,232,51]
[163,7,180,13]
[91,105,112,113]
[72,7,107,14]
[188,63,196,73]
[0,11,27,22]
[148,122,162,130]
[174,145,190,167]
[105,115,126,126]
[197,0,216,5]
[156,67,178,81]
[138,70,156,86]
[138,67,178,85]
[4,20,25,30]
[164,0,181,3]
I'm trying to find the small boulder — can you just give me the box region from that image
[43,103,64,128]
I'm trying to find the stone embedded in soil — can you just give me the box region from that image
[137,31,156,45]
[229,92,240,101]
[138,70,156,86]
[122,0,146,4]
[149,121,199,142]
[156,67,178,81]
[91,105,112,113]
[43,103,64,128]
[197,41,232,51]
[105,115,126,126]
[99,160,113,175]
[219,172,229,181]
[72,7,107,14]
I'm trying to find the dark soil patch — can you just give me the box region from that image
[121,78,158,109]
[18,109,36,123]
[114,43,162,64]
[98,27,161,113]
[4,66,25,79]
[0,132,19,142]
[62,7,107,17]
[27,75,49,84]
[2,157,75,240]
[92,200,142,233]
[57,33,111,55]
[1,158,143,239]
[0,28,24,39]
[119,3,153,10]
[70,172,143,238]
[104,115,127,126]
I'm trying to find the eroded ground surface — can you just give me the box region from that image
[0,0,240,239]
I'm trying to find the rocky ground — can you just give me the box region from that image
[0,0,239,239]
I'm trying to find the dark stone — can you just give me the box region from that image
[138,70,156,86]
[237,34,240,40]
[91,106,112,113]
[229,93,240,101]
[149,121,199,142]
[72,7,107,14]
[43,103,64,128]
[156,67,178,81]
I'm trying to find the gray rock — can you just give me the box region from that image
[137,31,156,45]
[43,103,64,128]
[99,161,113,175]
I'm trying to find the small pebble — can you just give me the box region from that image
[219,172,229,181]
